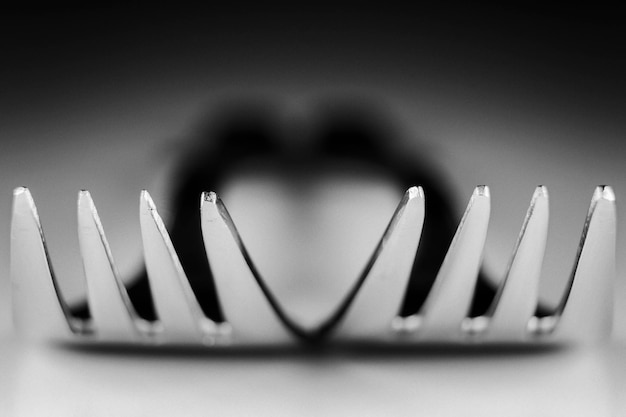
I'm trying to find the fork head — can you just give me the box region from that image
[10,184,616,347]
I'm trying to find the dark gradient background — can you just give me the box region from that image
[3,6,625,299]
[1,6,626,416]
[2,5,626,314]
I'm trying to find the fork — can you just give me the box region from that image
[10,184,616,346]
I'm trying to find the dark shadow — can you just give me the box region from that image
[57,339,567,361]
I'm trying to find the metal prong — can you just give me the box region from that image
[483,186,549,341]
[333,187,425,339]
[140,190,216,343]
[78,191,141,341]
[10,187,75,340]
[200,192,294,344]
[416,186,491,341]
[547,186,616,343]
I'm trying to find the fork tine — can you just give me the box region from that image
[11,187,75,340]
[200,192,294,344]
[9,184,617,346]
[140,190,216,343]
[546,186,616,343]
[78,191,141,341]
[333,187,425,339]
[483,186,549,341]
[416,186,491,340]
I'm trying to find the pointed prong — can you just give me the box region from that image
[78,191,141,341]
[333,187,425,339]
[10,187,75,340]
[482,186,549,341]
[416,186,491,341]
[545,186,616,343]
[200,192,294,344]
[140,191,216,343]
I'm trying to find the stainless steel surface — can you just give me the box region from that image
[78,191,142,341]
[11,188,75,341]
[483,186,549,341]
[200,191,294,345]
[140,190,220,344]
[334,186,424,340]
[9,184,616,346]
[551,186,616,342]
[413,186,491,340]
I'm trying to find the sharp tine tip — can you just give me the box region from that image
[77,189,91,202]
[13,186,29,196]
[77,190,96,213]
[407,186,424,199]
[534,185,548,198]
[600,185,615,201]
[202,191,219,204]
[474,185,490,197]
[140,190,158,210]
[13,187,36,210]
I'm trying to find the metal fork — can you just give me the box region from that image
[10,185,616,346]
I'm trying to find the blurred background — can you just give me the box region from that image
[1,5,625,416]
